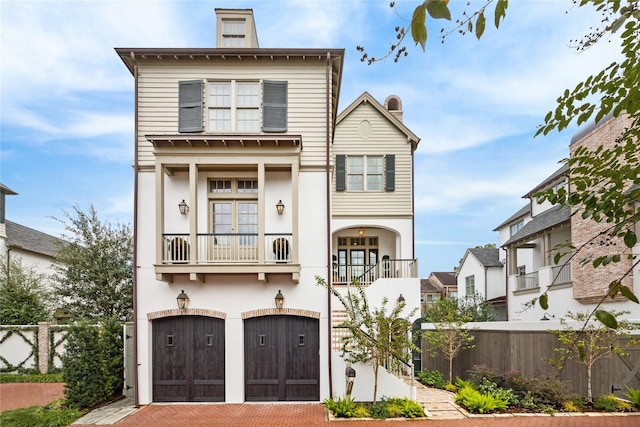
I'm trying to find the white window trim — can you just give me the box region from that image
[346,155,385,192]
[207,80,260,132]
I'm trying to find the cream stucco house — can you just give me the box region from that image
[117,9,421,405]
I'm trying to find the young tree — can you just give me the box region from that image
[422,297,476,383]
[0,257,50,324]
[316,276,417,403]
[550,311,638,402]
[51,204,133,321]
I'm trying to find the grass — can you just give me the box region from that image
[0,399,83,427]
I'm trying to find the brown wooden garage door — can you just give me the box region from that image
[244,315,319,401]
[153,316,225,402]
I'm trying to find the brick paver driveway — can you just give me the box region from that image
[86,403,640,427]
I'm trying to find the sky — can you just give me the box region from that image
[0,0,623,277]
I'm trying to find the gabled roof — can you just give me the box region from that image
[336,92,420,151]
[420,278,442,293]
[493,204,530,231]
[430,271,457,287]
[0,184,18,195]
[502,205,571,247]
[5,220,67,259]
[523,164,569,198]
[468,248,503,267]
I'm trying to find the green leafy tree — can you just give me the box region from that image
[51,204,133,321]
[363,0,639,325]
[316,276,417,403]
[422,297,476,383]
[0,257,50,324]
[549,311,638,402]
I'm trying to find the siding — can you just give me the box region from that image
[135,59,332,168]
[332,102,413,216]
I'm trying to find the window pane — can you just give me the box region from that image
[348,175,363,191]
[236,109,259,131]
[236,83,258,107]
[237,180,258,193]
[367,157,383,190]
[210,180,231,193]
[367,174,382,191]
[348,157,364,173]
[209,83,230,107]
[209,109,231,131]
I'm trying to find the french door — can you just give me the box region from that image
[211,201,257,261]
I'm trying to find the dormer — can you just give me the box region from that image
[215,9,259,48]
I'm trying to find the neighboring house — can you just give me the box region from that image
[427,271,457,299]
[117,9,421,406]
[0,184,66,293]
[456,247,506,320]
[420,277,442,305]
[498,113,639,321]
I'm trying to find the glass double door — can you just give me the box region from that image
[337,245,378,284]
[211,201,257,260]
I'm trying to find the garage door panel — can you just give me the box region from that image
[245,316,319,401]
[153,316,225,402]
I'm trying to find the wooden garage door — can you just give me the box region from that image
[153,316,225,402]
[244,315,319,401]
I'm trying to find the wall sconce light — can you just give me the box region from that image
[397,294,405,306]
[540,312,554,321]
[178,200,189,215]
[275,289,284,309]
[358,227,365,237]
[177,290,189,309]
[276,200,285,215]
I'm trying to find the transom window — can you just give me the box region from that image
[347,156,384,191]
[208,81,259,132]
[222,19,246,47]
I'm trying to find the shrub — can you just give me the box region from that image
[0,373,63,383]
[455,386,508,414]
[352,405,370,418]
[478,378,519,407]
[503,371,568,409]
[398,398,425,418]
[623,386,640,408]
[100,317,124,396]
[417,369,446,389]
[444,383,458,392]
[323,396,357,418]
[368,402,389,419]
[593,394,621,412]
[468,364,501,387]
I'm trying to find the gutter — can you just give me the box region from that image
[130,52,140,408]
[325,51,333,397]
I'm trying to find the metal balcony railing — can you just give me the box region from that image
[516,271,539,290]
[162,233,292,264]
[332,259,418,286]
[551,264,572,285]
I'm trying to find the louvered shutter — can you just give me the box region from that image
[336,155,346,191]
[262,80,287,132]
[178,80,203,132]
[385,154,395,191]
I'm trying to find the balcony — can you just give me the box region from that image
[332,259,418,287]
[515,272,539,291]
[157,233,297,283]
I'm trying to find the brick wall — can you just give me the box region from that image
[569,114,634,303]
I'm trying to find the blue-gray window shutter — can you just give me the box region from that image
[385,154,395,191]
[262,80,287,132]
[336,155,346,191]
[178,80,203,132]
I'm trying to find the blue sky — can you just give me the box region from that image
[1,0,621,277]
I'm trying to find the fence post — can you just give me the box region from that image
[37,322,50,374]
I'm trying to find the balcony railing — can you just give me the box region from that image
[551,264,572,285]
[516,271,539,291]
[332,259,418,286]
[162,233,293,264]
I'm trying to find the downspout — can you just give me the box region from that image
[325,51,333,397]
[411,147,415,260]
[503,247,509,320]
[130,52,140,408]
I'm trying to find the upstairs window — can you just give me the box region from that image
[178,80,287,133]
[336,155,394,192]
[222,19,246,47]
[465,275,475,296]
[510,220,524,237]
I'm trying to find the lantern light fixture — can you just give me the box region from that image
[358,227,365,237]
[276,200,285,215]
[275,289,284,309]
[178,200,189,215]
[177,290,189,309]
[397,294,405,306]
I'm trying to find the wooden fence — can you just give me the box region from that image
[420,322,640,398]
